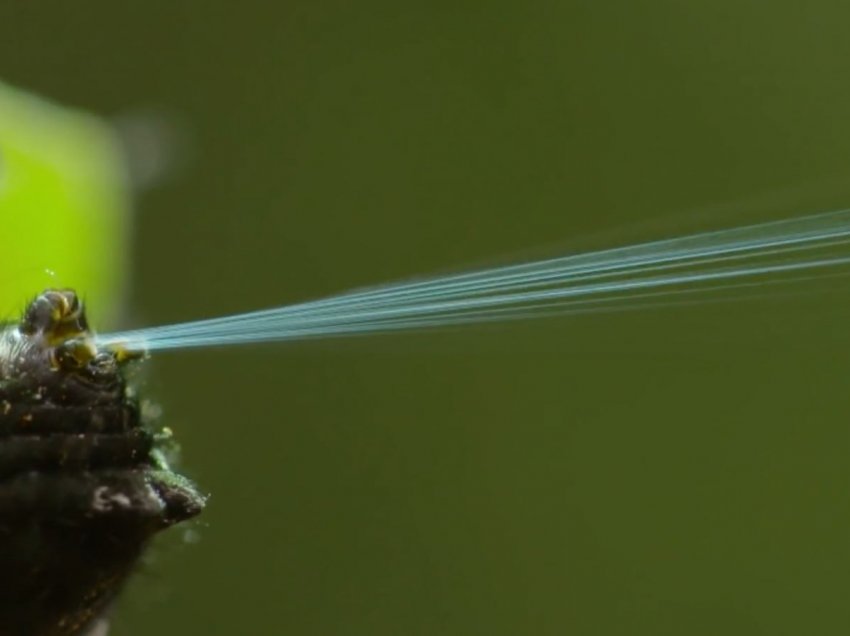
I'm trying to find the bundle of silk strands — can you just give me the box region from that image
[97,207,850,353]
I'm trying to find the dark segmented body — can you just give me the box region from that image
[0,290,204,636]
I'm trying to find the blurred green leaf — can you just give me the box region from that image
[0,80,129,327]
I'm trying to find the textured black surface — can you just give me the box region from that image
[0,291,205,636]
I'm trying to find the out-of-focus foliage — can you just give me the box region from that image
[0,80,128,326]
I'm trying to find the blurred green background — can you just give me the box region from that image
[2,1,850,634]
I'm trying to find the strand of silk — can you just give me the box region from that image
[96,208,850,351]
